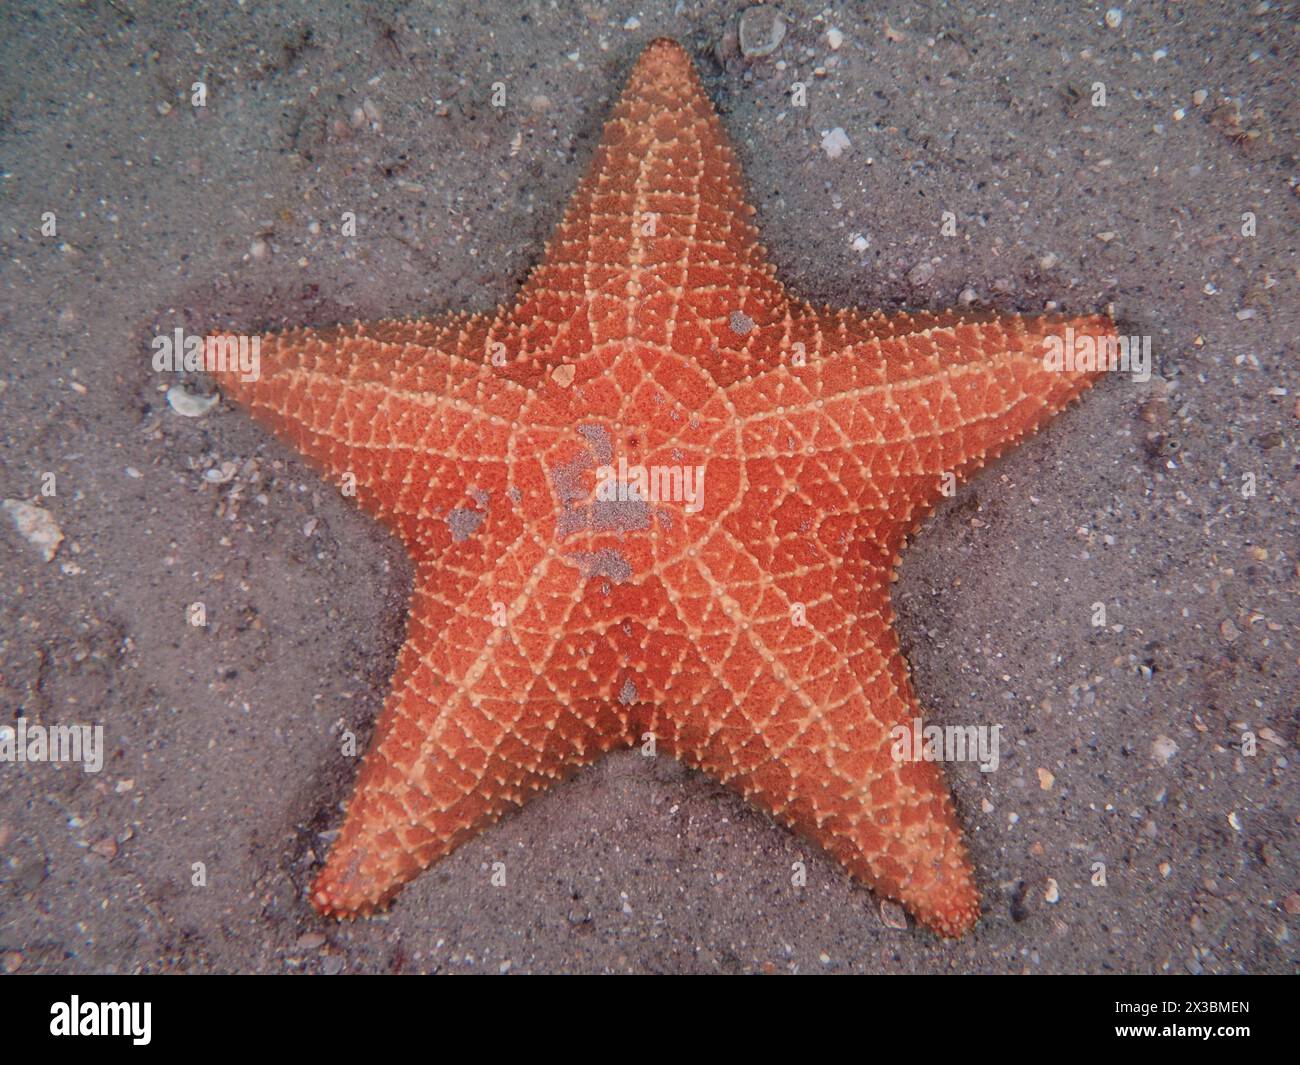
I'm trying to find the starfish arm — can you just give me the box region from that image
[506,39,789,385]
[311,553,631,916]
[780,600,983,940]
[812,574,982,938]
[728,306,1115,554]
[211,314,528,556]
[652,516,979,935]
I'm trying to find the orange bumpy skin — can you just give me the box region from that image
[214,39,1112,937]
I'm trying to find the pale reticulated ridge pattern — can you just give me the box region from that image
[214,39,1112,937]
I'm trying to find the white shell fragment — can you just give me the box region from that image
[3,499,63,562]
[167,385,220,417]
[203,461,238,485]
[821,127,851,158]
[738,6,786,58]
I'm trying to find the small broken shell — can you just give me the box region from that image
[203,461,238,485]
[167,385,220,417]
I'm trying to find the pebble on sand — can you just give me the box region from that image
[907,260,935,286]
[820,127,851,159]
[1151,734,1179,766]
[90,838,118,861]
[3,499,63,562]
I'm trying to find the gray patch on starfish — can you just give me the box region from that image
[446,507,486,542]
[564,548,632,584]
[507,485,522,504]
[591,495,650,533]
[729,310,755,335]
[549,453,590,504]
[555,508,588,538]
[655,508,674,530]
[618,678,638,705]
[550,450,594,537]
[577,423,613,465]
[589,475,650,533]
[550,434,652,538]
[470,486,491,507]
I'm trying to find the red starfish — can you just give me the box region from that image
[216,39,1111,937]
